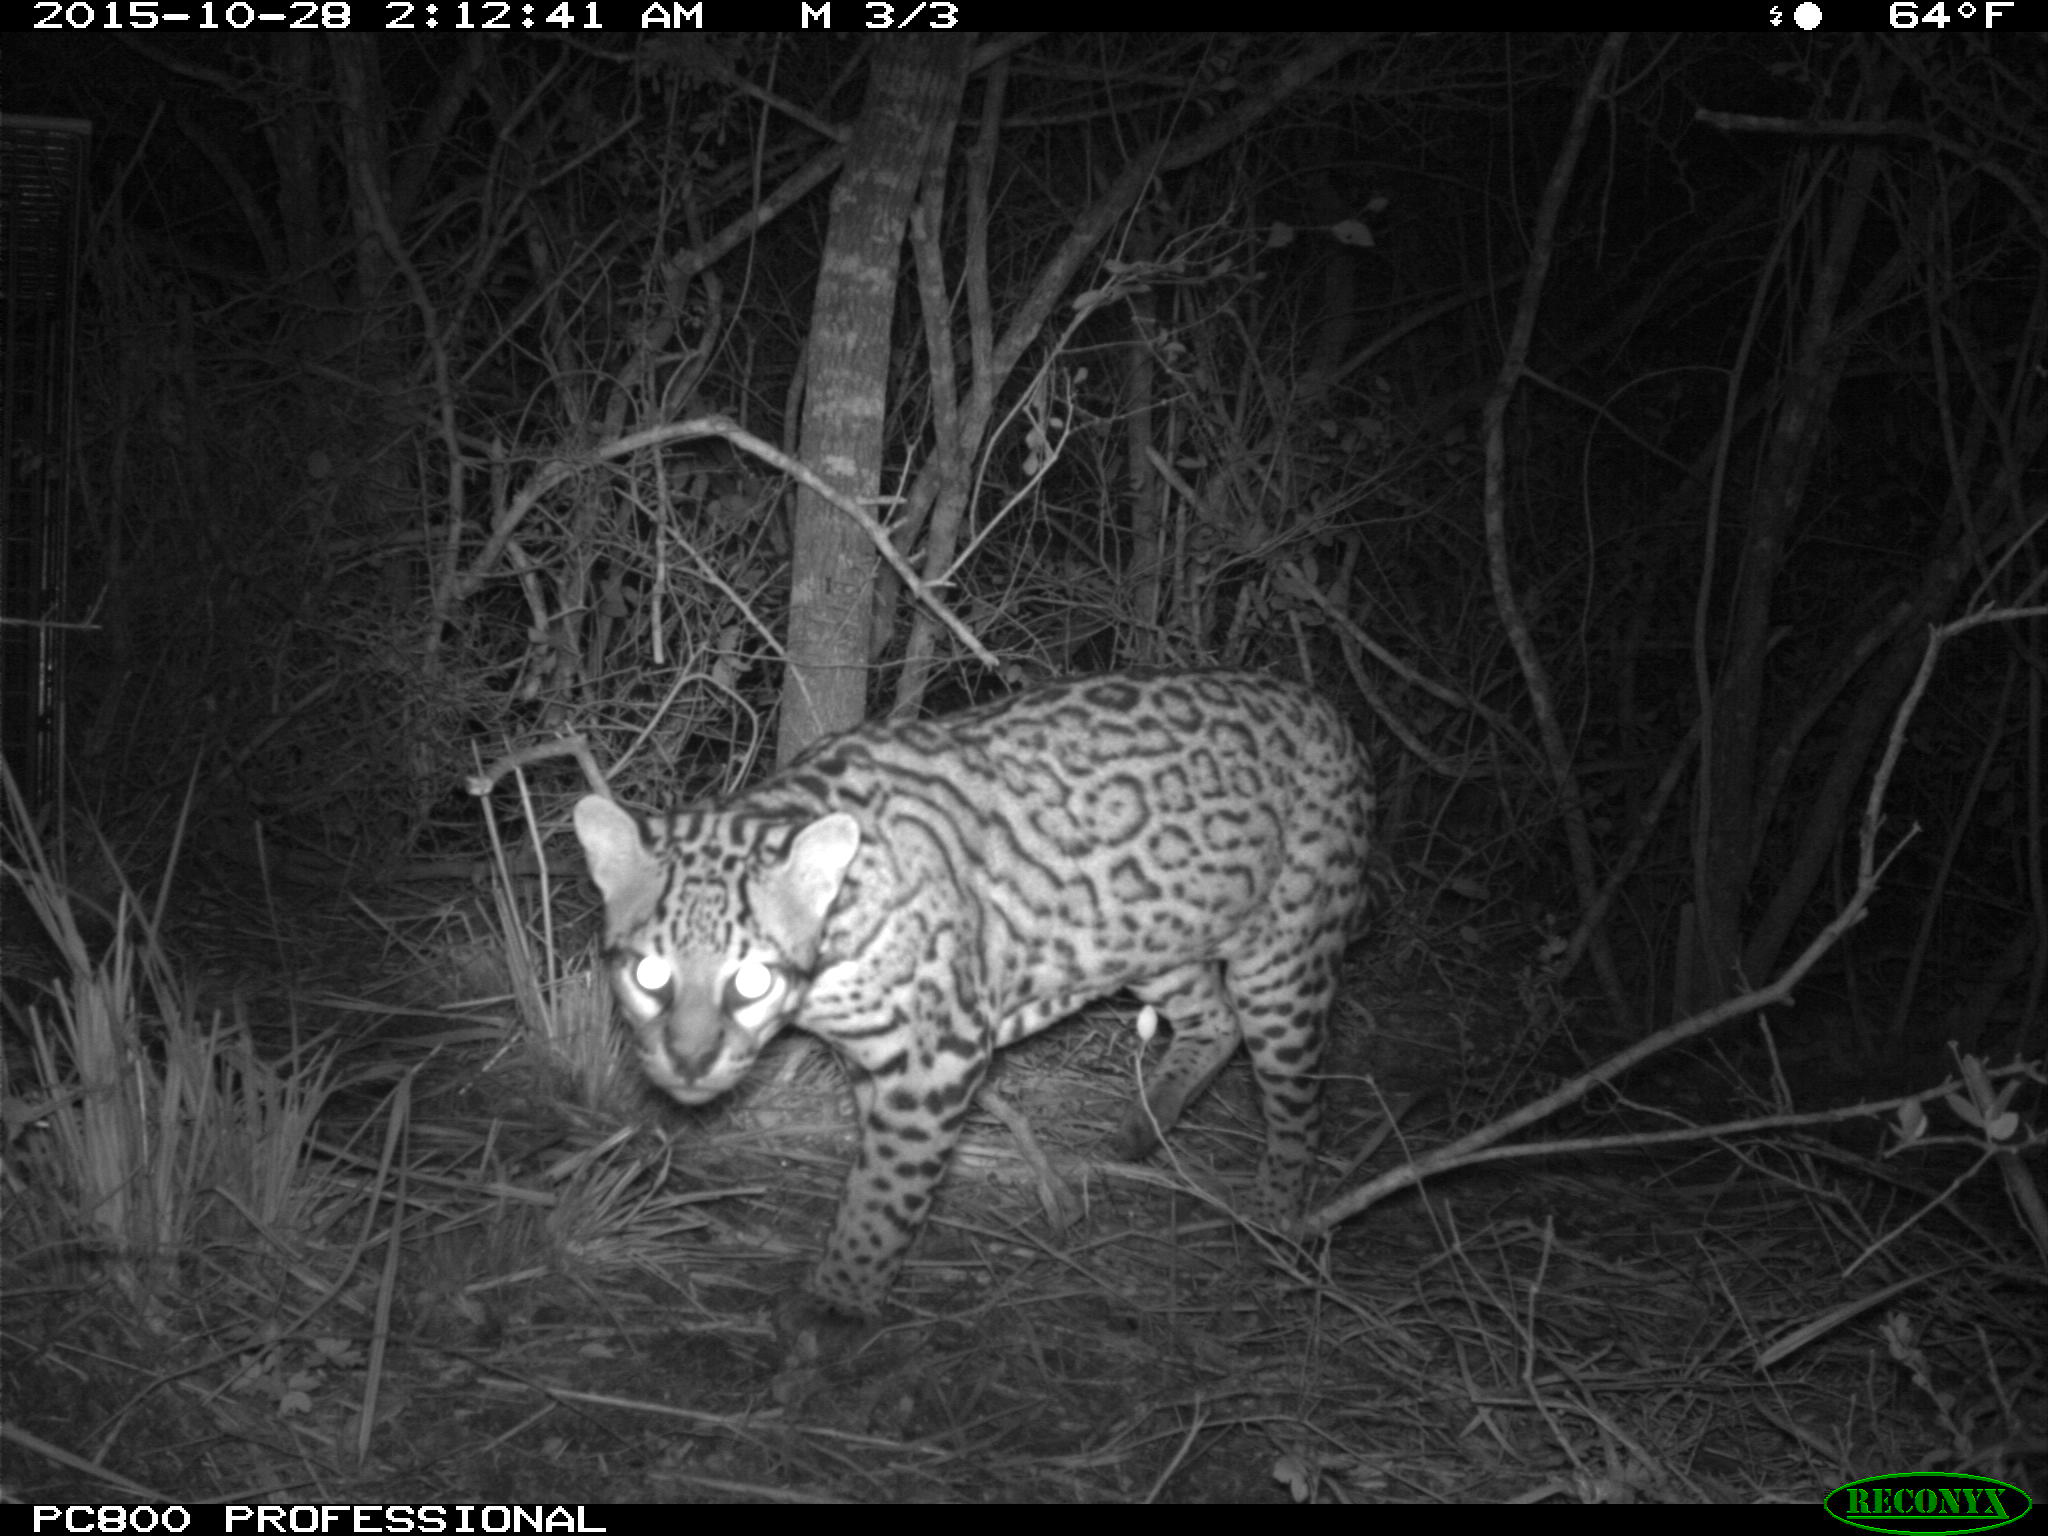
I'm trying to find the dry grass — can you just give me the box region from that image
[2,784,2040,1504]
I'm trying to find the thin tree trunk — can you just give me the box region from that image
[778,37,973,762]
[1696,57,1898,1002]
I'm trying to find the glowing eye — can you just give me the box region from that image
[730,958,775,1003]
[631,954,674,994]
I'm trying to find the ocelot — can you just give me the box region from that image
[574,670,1381,1323]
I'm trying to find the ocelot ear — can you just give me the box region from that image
[753,813,861,956]
[574,796,657,912]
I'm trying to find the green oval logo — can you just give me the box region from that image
[1826,1473,2031,1534]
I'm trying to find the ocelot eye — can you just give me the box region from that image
[631,954,675,996]
[729,957,775,1006]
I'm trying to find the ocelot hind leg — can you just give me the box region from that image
[1107,943,1340,1226]
[1228,932,1343,1224]
[1108,961,1245,1165]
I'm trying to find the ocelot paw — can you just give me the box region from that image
[1104,1106,1166,1164]
[1243,1173,1310,1236]
[1239,1200,1307,1237]
[773,1290,876,1365]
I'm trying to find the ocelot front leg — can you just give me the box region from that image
[796,1029,991,1329]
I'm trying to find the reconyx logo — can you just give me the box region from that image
[1826,1473,2031,1534]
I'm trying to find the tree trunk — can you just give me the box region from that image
[778,37,973,763]
[1694,59,1899,1004]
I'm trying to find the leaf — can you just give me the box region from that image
[1271,1453,1313,1502]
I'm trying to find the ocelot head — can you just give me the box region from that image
[573,796,860,1103]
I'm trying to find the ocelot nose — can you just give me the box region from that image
[662,1031,721,1082]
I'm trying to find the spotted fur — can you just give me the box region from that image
[574,670,1379,1319]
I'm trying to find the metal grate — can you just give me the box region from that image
[1,114,91,813]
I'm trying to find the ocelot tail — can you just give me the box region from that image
[574,670,1381,1323]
